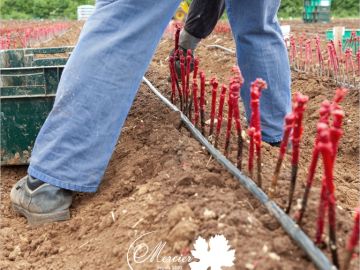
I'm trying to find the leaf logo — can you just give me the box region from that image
[189,234,235,270]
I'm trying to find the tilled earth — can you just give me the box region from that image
[1,19,359,270]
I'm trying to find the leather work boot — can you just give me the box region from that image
[10,175,72,225]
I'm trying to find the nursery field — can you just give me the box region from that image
[0,19,359,270]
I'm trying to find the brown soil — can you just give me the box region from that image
[1,20,359,270]
[34,21,84,48]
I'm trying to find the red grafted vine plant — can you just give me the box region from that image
[209,77,219,137]
[296,88,347,225]
[269,113,295,197]
[248,79,267,187]
[199,71,206,135]
[286,93,309,214]
[214,84,227,148]
[343,206,360,270]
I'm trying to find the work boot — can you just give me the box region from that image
[267,140,293,150]
[268,141,281,147]
[10,175,72,225]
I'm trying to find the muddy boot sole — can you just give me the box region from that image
[12,203,70,226]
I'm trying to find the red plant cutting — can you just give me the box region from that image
[169,56,177,104]
[199,71,206,135]
[356,49,360,76]
[180,53,186,112]
[315,127,339,267]
[314,111,344,266]
[231,82,243,170]
[188,57,199,119]
[295,122,327,224]
[343,206,360,270]
[214,85,227,148]
[248,79,267,187]
[297,88,347,224]
[224,87,234,157]
[315,36,324,76]
[174,26,180,52]
[333,87,348,105]
[286,92,309,214]
[305,39,312,71]
[299,35,304,69]
[270,113,295,197]
[169,55,183,111]
[344,48,355,84]
[192,78,199,128]
[248,127,255,178]
[209,77,218,137]
[193,57,199,80]
[290,36,297,66]
[185,49,192,114]
[229,66,245,169]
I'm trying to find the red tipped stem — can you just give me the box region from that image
[356,49,360,76]
[229,66,245,170]
[270,113,295,197]
[315,178,329,245]
[209,77,218,137]
[188,57,199,119]
[231,84,243,170]
[199,71,206,135]
[185,49,192,115]
[224,91,234,157]
[343,207,360,270]
[296,122,327,224]
[214,85,227,148]
[248,127,255,178]
[315,36,323,76]
[169,56,177,104]
[180,55,186,112]
[286,92,309,214]
[298,89,347,224]
[174,26,180,52]
[193,57,199,79]
[317,130,339,268]
[192,79,199,128]
[249,79,267,187]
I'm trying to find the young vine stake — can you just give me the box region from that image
[286,93,308,214]
[209,77,218,137]
[343,206,360,270]
[248,79,267,187]
[214,85,227,148]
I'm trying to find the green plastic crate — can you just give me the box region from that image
[1,46,74,165]
[303,0,331,23]
[326,29,360,52]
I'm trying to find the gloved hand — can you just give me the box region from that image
[168,46,194,80]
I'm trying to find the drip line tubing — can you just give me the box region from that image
[142,76,336,270]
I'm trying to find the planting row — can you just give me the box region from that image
[0,21,71,49]
[287,32,360,88]
[168,26,359,269]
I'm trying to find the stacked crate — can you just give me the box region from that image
[303,0,331,23]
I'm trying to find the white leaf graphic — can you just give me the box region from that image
[189,235,235,270]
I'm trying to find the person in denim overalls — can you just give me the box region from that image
[11,0,291,225]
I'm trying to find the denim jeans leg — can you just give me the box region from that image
[225,0,292,143]
[28,0,180,192]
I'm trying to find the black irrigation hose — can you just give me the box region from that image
[142,76,336,270]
